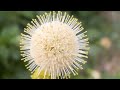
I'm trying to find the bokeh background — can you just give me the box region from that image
[0,11,120,79]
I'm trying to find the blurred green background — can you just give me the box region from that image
[0,11,120,79]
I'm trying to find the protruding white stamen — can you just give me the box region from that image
[20,11,89,79]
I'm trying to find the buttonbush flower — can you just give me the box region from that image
[20,11,89,79]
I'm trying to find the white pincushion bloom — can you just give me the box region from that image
[20,11,89,79]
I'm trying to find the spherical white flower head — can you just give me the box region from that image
[20,11,89,79]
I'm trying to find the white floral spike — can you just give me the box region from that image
[20,11,90,79]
